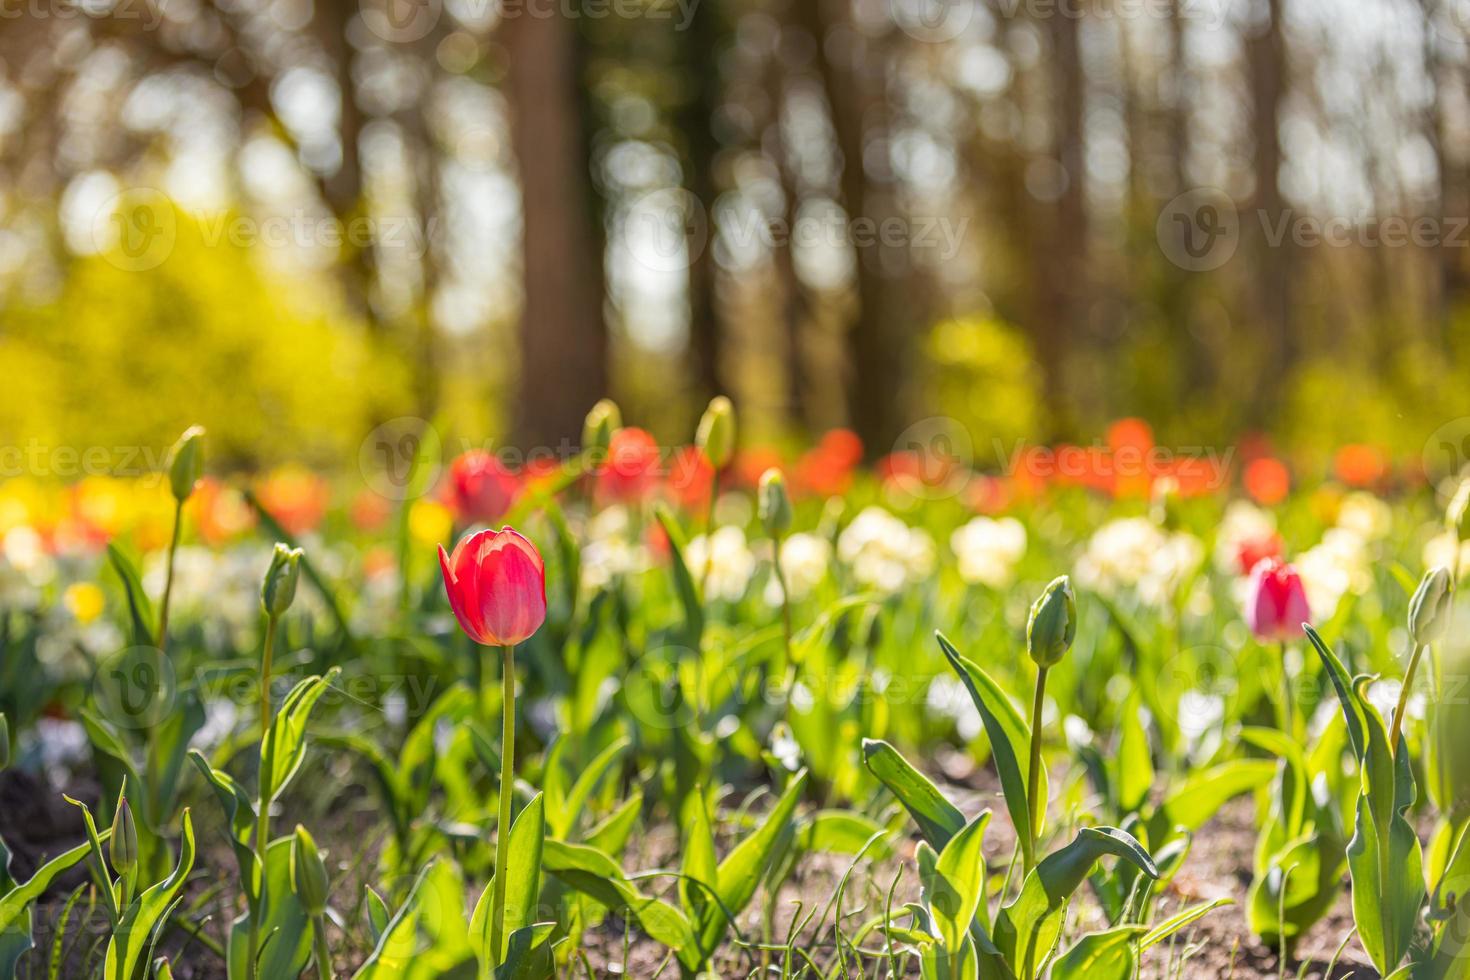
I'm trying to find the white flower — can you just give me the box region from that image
[927,676,982,741]
[1,526,55,608]
[1295,528,1372,622]
[950,517,1026,588]
[766,532,832,604]
[1423,531,1470,578]
[1075,517,1202,606]
[1336,491,1392,541]
[1214,500,1277,573]
[685,526,757,602]
[580,506,649,592]
[837,507,935,593]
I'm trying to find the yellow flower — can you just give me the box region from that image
[64,582,106,624]
[409,499,453,548]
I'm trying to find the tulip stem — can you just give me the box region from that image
[771,532,793,675]
[1026,666,1048,869]
[1278,642,1293,738]
[248,613,279,980]
[156,498,183,654]
[1390,643,1426,760]
[311,914,333,980]
[490,643,516,965]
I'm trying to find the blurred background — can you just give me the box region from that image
[2,0,1470,472]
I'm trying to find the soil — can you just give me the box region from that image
[0,763,1384,980]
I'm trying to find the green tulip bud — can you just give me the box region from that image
[261,543,303,619]
[1449,478,1470,542]
[758,468,792,537]
[695,396,736,471]
[0,712,9,771]
[1410,566,1453,646]
[166,426,205,502]
[290,824,330,916]
[110,797,138,877]
[1027,575,1077,669]
[582,399,622,460]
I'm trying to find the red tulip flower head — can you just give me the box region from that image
[1245,557,1310,641]
[438,527,547,646]
[444,451,521,525]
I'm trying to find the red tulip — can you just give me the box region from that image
[597,427,661,503]
[1245,558,1310,641]
[438,527,547,646]
[444,451,520,525]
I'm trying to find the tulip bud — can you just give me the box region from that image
[1027,575,1076,669]
[110,797,138,877]
[695,396,736,471]
[1150,476,1182,531]
[261,543,303,619]
[1410,567,1453,646]
[290,824,330,916]
[1449,478,1470,542]
[583,399,622,460]
[166,426,205,502]
[759,469,792,537]
[0,713,9,771]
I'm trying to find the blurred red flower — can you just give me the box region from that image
[1243,457,1290,506]
[443,451,520,525]
[1333,444,1385,488]
[597,427,662,504]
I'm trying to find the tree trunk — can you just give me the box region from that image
[1246,0,1292,416]
[679,0,724,401]
[505,10,608,452]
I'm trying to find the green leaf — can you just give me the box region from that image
[493,923,555,980]
[680,791,718,938]
[226,836,310,980]
[553,738,628,840]
[0,834,107,977]
[862,739,964,850]
[541,840,695,953]
[261,670,339,803]
[352,860,475,980]
[1050,926,1145,980]
[1140,898,1231,950]
[930,811,992,953]
[996,827,1158,980]
[106,543,156,647]
[1303,625,1366,762]
[936,633,1045,870]
[471,794,546,968]
[1152,759,1276,838]
[365,887,391,945]
[585,791,642,854]
[654,505,704,649]
[105,809,196,980]
[696,771,808,961]
[1116,695,1153,814]
[797,811,893,860]
[188,751,258,903]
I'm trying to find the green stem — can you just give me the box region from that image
[1026,666,1049,871]
[156,499,183,653]
[771,532,793,675]
[248,614,279,980]
[311,914,333,979]
[1278,642,1293,738]
[489,644,516,965]
[1389,643,1427,759]
[699,480,718,598]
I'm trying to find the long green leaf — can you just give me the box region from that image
[930,811,992,953]
[936,633,1045,870]
[862,739,964,849]
[261,670,339,802]
[1050,926,1145,980]
[105,809,196,980]
[541,840,695,953]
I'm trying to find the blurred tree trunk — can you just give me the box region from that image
[1246,0,1292,416]
[505,10,608,451]
[800,0,910,456]
[679,0,724,401]
[1034,7,1088,436]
